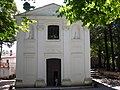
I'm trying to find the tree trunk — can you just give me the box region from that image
[109,25,115,71]
[104,28,110,70]
[116,26,120,71]
[104,54,106,68]
[98,46,102,68]
[0,41,2,68]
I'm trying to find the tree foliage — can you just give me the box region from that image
[90,20,120,71]
[0,0,36,61]
[0,0,36,41]
[0,0,17,40]
[58,0,120,27]
[58,0,120,71]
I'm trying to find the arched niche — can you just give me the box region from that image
[25,24,34,39]
[71,24,80,39]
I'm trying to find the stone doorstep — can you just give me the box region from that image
[16,85,93,90]
[15,82,93,89]
[15,78,93,89]
[15,83,93,89]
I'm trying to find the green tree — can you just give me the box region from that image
[58,0,120,27]
[111,18,120,71]
[90,26,105,68]
[58,0,120,71]
[90,21,120,71]
[0,0,35,66]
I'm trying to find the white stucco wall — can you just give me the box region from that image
[16,3,91,87]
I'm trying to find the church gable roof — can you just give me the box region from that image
[18,3,60,16]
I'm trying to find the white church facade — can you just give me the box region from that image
[15,3,91,87]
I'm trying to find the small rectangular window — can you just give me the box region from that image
[48,25,59,40]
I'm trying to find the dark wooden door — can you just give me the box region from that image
[46,59,61,86]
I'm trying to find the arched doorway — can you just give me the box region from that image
[46,58,61,86]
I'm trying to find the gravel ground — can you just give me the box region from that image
[93,78,120,90]
[101,78,120,86]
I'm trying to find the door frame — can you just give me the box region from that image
[46,58,61,86]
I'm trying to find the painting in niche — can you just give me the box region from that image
[71,25,80,39]
[25,25,34,39]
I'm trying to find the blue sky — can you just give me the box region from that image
[15,0,64,12]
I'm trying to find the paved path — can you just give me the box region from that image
[93,79,120,90]
[0,79,15,90]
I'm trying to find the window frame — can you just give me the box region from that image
[47,25,60,41]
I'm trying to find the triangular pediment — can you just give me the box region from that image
[18,3,60,16]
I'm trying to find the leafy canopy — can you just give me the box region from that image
[0,0,17,40]
[58,0,120,27]
[0,0,36,41]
